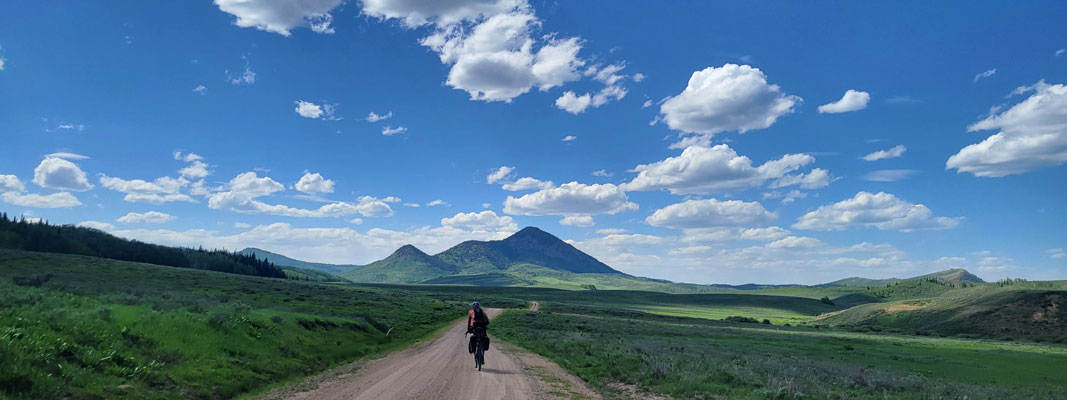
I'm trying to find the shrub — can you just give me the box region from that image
[724,316,759,323]
[820,296,835,305]
[271,315,283,324]
[762,319,771,324]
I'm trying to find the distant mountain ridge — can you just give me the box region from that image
[819,268,985,287]
[342,227,621,284]
[239,247,360,275]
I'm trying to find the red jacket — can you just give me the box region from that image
[467,307,490,331]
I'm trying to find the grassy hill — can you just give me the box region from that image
[815,279,1067,342]
[343,244,460,283]
[279,266,351,282]
[0,249,468,399]
[239,247,360,275]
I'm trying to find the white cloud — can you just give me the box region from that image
[295,100,337,119]
[0,57,5,71]
[33,157,93,191]
[595,228,626,235]
[591,169,611,177]
[77,221,115,231]
[766,235,823,249]
[2,192,81,208]
[173,151,203,163]
[623,144,817,195]
[973,68,997,82]
[361,0,522,28]
[793,191,961,232]
[117,211,175,224]
[947,81,1067,177]
[862,145,907,161]
[481,202,491,208]
[179,161,210,179]
[559,215,594,227]
[1057,49,1066,57]
[769,168,831,189]
[426,199,448,207]
[441,210,517,231]
[99,175,196,204]
[737,226,791,241]
[501,177,552,191]
[641,99,652,108]
[861,169,920,182]
[0,175,26,193]
[561,135,577,142]
[206,172,393,218]
[632,72,645,82]
[817,89,870,114]
[366,111,393,122]
[487,166,515,184]
[669,246,711,255]
[228,172,284,197]
[44,152,89,160]
[1048,248,1066,259]
[349,218,364,225]
[658,64,800,138]
[295,172,335,194]
[193,85,207,95]
[404,202,421,207]
[503,182,637,216]
[229,64,256,85]
[214,0,342,36]
[555,91,592,114]
[645,198,776,229]
[382,126,407,136]
[235,222,252,228]
[762,189,807,204]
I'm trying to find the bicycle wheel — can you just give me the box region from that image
[475,346,483,371]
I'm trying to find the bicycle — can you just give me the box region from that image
[469,327,487,371]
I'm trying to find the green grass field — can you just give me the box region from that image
[0,250,468,399]
[493,303,1067,399]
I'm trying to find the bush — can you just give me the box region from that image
[724,316,759,323]
[761,319,771,324]
[820,296,835,305]
[271,315,283,324]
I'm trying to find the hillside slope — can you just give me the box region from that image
[815,281,1067,341]
[240,247,360,275]
[343,245,459,283]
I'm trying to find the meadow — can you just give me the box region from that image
[0,250,468,399]
[492,302,1067,399]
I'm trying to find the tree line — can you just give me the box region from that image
[0,213,286,279]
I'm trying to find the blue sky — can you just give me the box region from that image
[1,1,1065,284]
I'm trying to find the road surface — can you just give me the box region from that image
[273,306,598,400]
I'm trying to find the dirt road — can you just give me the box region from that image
[274,307,598,400]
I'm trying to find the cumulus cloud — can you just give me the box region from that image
[193,85,207,95]
[559,215,594,227]
[0,57,5,71]
[793,192,961,232]
[99,175,196,204]
[2,192,82,208]
[592,169,611,177]
[77,221,116,231]
[645,198,776,229]
[562,135,577,142]
[737,226,791,241]
[33,157,93,191]
[207,172,395,218]
[487,166,515,184]
[658,64,800,139]
[862,145,907,161]
[503,182,637,216]
[553,64,630,113]
[861,169,920,182]
[623,144,820,194]
[214,0,342,36]
[117,211,175,224]
[440,210,517,232]
[1047,248,1066,259]
[947,81,1067,177]
[295,100,337,119]
[766,235,823,249]
[817,89,870,114]
[501,177,552,191]
[769,168,831,189]
[0,175,26,193]
[295,172,335,194]
[366,111,392,122]
[426,199,448,207]
[382,126,407,136]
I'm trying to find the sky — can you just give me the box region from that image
[1,1,1065,285]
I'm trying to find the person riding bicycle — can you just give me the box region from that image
[467,301,490,333]
[467,301,490,357]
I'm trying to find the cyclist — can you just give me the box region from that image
[467,301,490,360]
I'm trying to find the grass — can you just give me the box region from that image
[0,250,468,399]
[493,302,1067,399]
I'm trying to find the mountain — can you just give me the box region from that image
[341,227,631,286]
[343,244,460,283]
[819,269,985,287]
[436,227,618,274]
[240,247,360,275]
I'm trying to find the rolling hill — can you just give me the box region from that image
[819,268,985,288]
[240,247,360,275]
